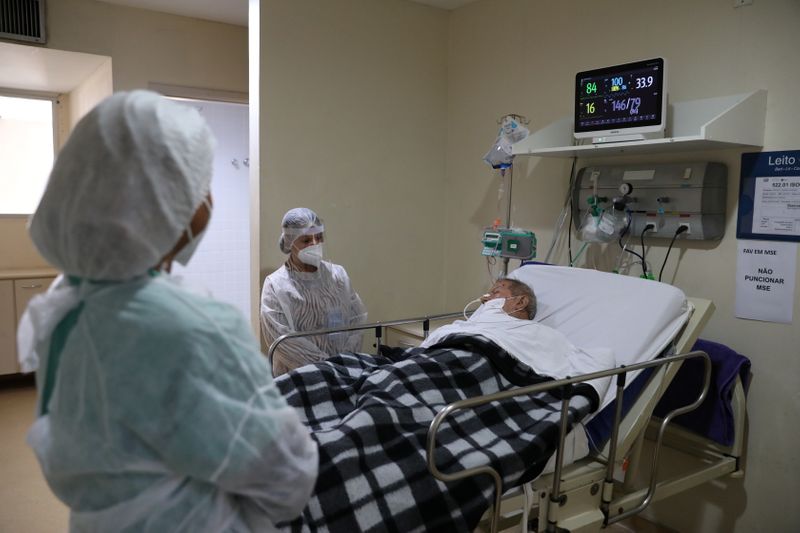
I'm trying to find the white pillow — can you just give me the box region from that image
[507,265,690,410]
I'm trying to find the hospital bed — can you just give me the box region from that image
[267,265,747,532]
[442,266,747,532]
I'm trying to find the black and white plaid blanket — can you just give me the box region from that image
[275,334,599,532]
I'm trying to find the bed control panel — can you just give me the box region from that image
[573,162,727,240]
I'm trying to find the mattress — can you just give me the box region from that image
[507,264,691,413]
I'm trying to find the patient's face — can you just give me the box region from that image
[487,280,515,301]
[484,280,522,315]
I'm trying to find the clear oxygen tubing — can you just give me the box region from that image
[615,227,638,273]
[486,256,498,286]
[544,157,579,264]
[463,296,487,319]
[570,242,588,267]
[615,211,644,273]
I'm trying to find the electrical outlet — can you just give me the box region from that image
[678,223,691,235]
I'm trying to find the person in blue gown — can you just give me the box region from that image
[17,90,318,532]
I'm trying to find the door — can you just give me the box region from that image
[169,98,251,322]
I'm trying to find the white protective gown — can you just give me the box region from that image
[261,261,367,375]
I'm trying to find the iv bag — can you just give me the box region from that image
[483,116,529,170]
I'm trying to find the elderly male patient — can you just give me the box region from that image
[420,277,614,391]
[272,276,614,532]
[478,277,537,319]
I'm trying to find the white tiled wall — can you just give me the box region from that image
[169,98,251,321]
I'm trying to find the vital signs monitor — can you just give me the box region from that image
[574,57,667,144]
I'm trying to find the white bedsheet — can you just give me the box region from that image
[421,266,691,483]
[420,302,615,400]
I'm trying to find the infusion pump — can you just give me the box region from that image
[481,228,537,260]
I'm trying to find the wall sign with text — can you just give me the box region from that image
[735,240,797,323]
[737,150,800,242]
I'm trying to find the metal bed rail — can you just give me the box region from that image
[266,310,466,369]
[425,350,711,533]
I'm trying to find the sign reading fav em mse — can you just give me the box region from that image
[735,240,796,323]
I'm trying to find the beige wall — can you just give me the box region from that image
[446,0,800,531]
[259,0,449,321]
[47,0,247,94]
[4,0,795,527]
[0,0,247,271]
[66,58,113,131]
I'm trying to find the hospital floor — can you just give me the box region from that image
[0,376,68,533]
[0,378,675,533]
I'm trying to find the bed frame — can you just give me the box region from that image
[459,297,748,533]
[266,298,746,533]
[266,310,469,370]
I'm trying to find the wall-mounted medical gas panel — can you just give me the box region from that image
[573,162,727,240]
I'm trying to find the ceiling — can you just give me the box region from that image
[98,0,248,26]
[97,0,481,27]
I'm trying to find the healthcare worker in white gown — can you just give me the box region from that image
[261,208,367,376]
[17,91,318,532]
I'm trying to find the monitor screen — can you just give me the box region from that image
[574,58,666,140]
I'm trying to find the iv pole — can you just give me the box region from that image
[496,113,526,276]
[501,165,513,276]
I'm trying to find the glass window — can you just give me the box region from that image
[0,94,55,214]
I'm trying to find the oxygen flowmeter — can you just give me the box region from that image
[481,228,536,260]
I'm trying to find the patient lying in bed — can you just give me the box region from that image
[273,278,616,532]
[422,278,615,400]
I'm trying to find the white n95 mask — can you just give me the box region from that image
[298,244,323,268]
[468,297,507,321]
[482,298,507,312]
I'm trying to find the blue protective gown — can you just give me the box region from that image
[27,274,318,532]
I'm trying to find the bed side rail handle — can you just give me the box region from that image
[427,404,506,533]
[601,369,627,517]
[266,310,466,370]
[425,350,711,533]
[606,350,712,525]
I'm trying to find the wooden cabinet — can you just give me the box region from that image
[14,278,53,325]
[0,271,57,375]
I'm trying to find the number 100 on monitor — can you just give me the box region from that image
[574,57,667,144]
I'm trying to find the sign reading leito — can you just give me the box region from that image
[737,151,800,242]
